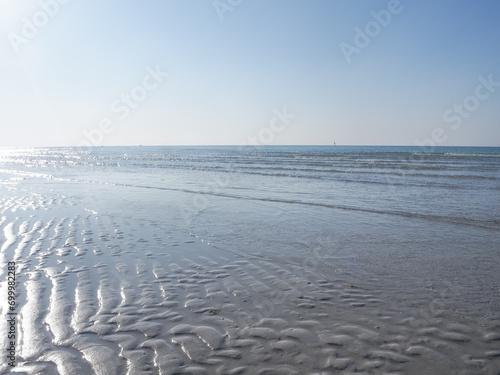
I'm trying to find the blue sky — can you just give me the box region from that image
[1,0,499,146]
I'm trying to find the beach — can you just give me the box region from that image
[0,146,499,374]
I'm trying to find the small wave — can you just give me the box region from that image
[88,180,499,231]
[443,153,500,158]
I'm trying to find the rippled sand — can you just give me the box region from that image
[0,189,499,375]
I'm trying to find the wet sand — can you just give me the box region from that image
[1,186,499,375]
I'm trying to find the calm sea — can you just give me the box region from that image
[1,145,498,225]
[1,145,499,318]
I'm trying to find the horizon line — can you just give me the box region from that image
[1,144,500,149]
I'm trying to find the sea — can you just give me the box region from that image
[1,145,499,322]
[1,145,500,374]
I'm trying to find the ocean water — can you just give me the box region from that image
[1,145,499,321]
[1,145,500,374]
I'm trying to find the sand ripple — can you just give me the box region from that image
[0,196,499,375]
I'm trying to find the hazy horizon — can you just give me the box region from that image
[2,144,500,150]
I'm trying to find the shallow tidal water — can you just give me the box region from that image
[0,146,499,374]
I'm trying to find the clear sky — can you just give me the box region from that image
[1,0,499,147]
